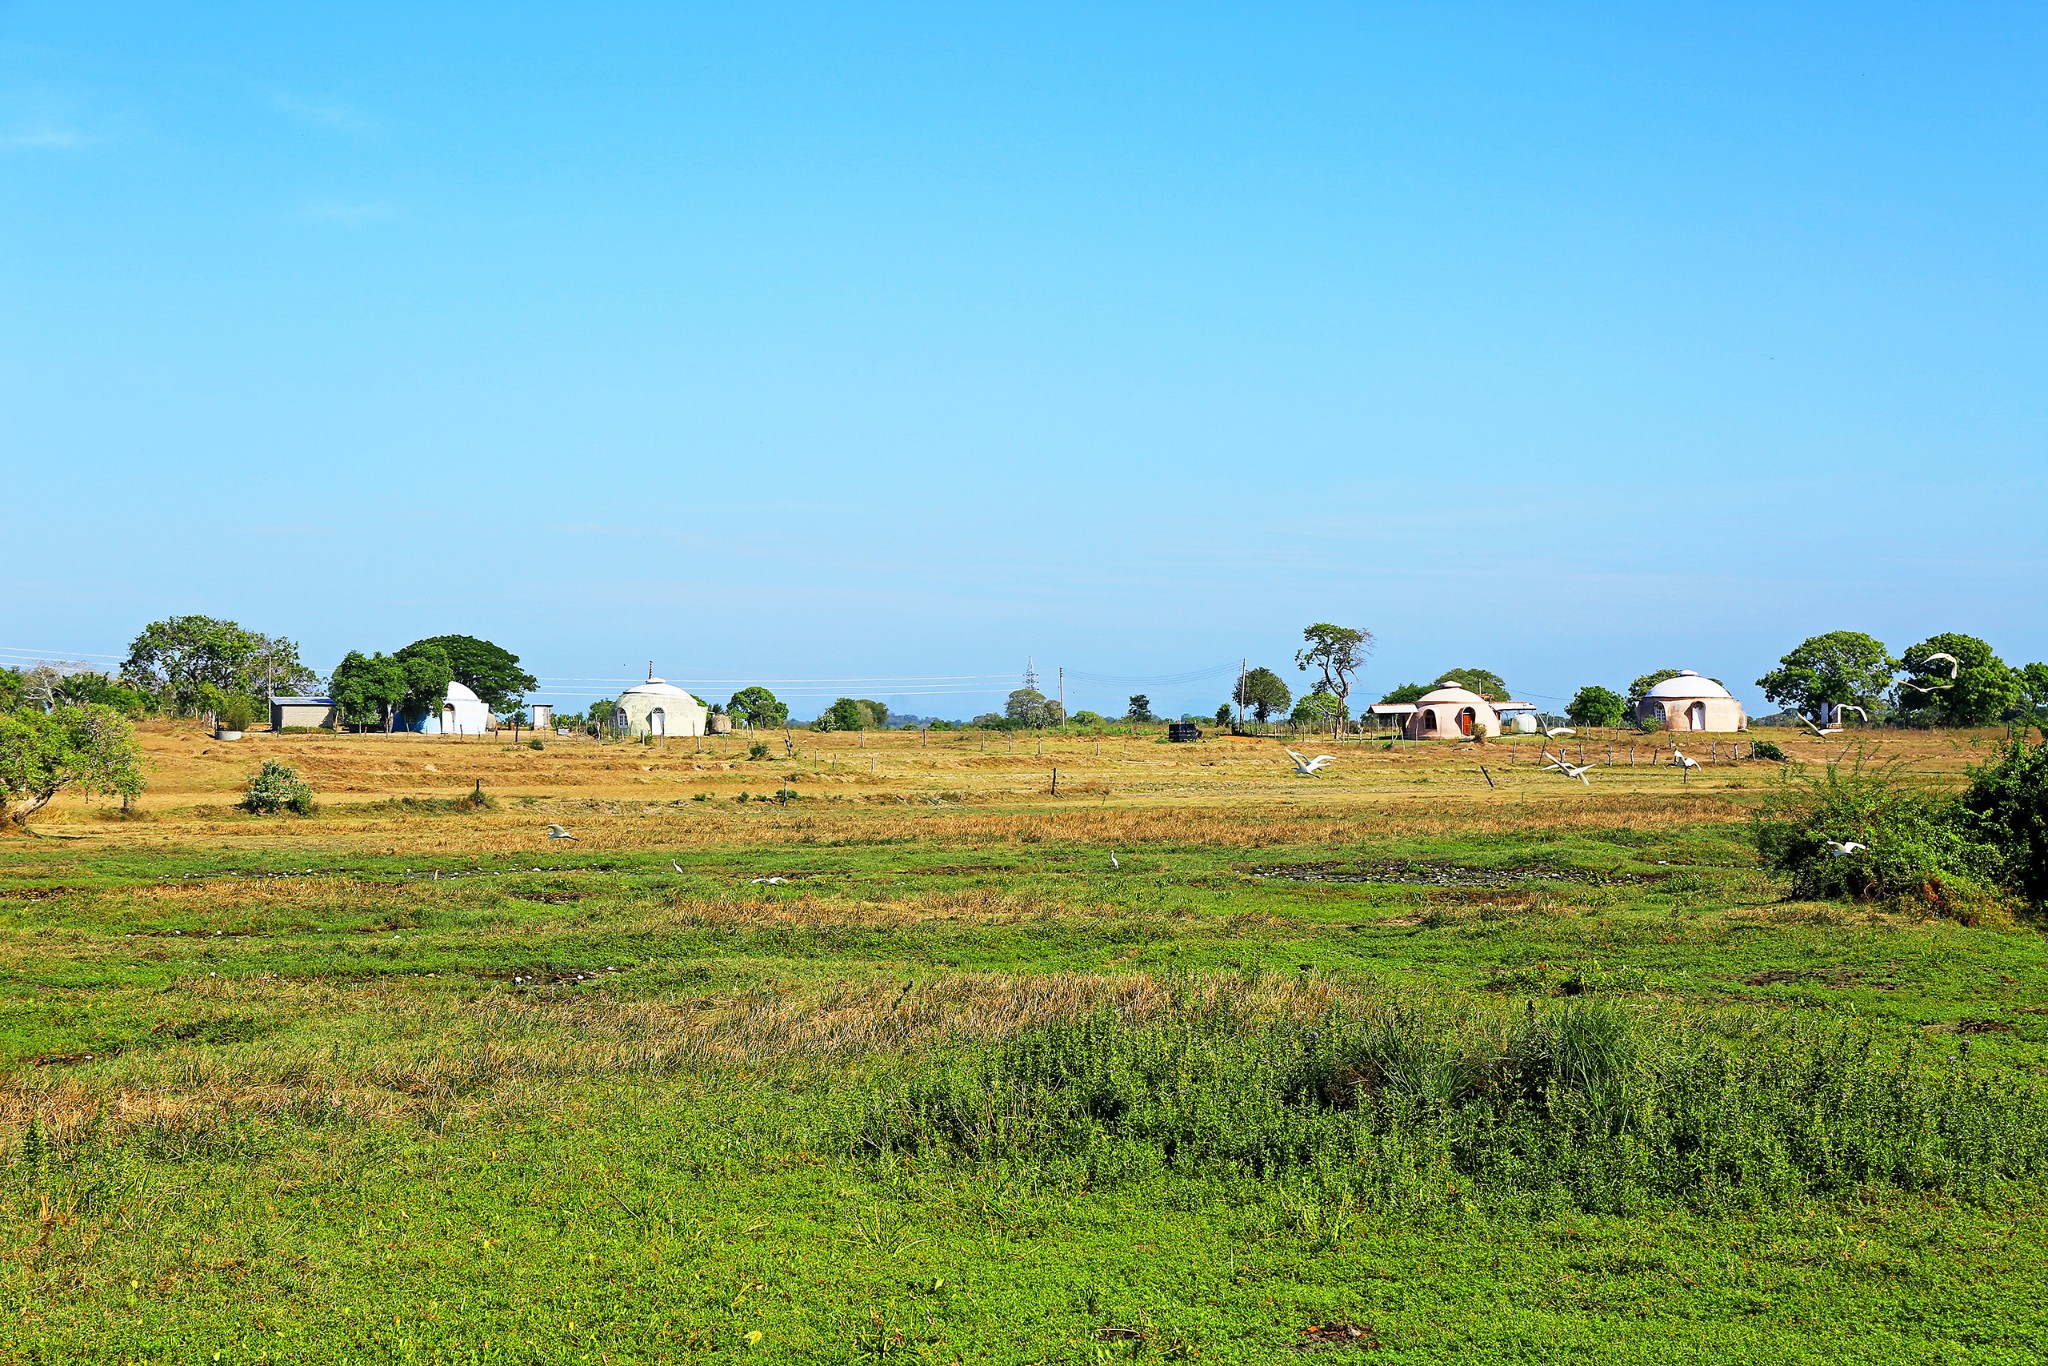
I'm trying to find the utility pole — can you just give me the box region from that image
[1058,667,1065,731]
[1237,657,1247,733]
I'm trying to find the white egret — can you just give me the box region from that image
[1824,839,1868,858]
[545,824,578,842]
[1285,749,1337,776]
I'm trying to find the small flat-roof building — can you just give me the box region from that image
[613,671,707,738]
[1637,671,1746,732]
[270,696,337,730]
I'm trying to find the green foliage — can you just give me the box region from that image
[1898,634,2023,727]
[527,738,544,751]
[748,741,771,761]
[0,667,23,712]
[241,760,314,816]
[51,671,154,716]
[814,698,868,731]
[1005,688,1061,728]
[1233,666,1292,723]
[1214,702,1234,727]
[1068,711,1105,726]
[121,616,315,714]
[328,652,410,730]
[1750,739,1788,762]
[1566,685,1628,728]
[1296,623,1373,704]
[215,695,257,732]
[855,998,2048,1213]
[1125,695,1155,723]
[1752,761,1999,914]
[0,704,147,827]
[1436,668,1508,701]
[1628,669,1684,705]
[2020,663,2048,720]
[726,686,789,730]
[395,636,536,712]
[1958,729,2048,907]
[1290,691,1347,726]
[1756,631,1895,717]
[1378,682,1429,706]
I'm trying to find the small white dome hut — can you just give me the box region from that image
[1406,682,1501,740]
[1637,671,1746,732]
[613,670,707,738]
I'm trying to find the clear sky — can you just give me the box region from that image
[4,3,2045,720]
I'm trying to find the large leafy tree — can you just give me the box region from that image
[1291,691,1347,726]
[1566,685,1629,728]
[0,705,146,828]
[1378,682,1429,706]
[1005,688,1061,728]
[53,673,154,715]
[2020,663,2048,720]
[329,652,412,731]
[122,616,315,713]
[814,697,868,731]
[1435,669,1508,701]
[0,669,26,712]
[1233,667,1292,724]
[395,636,536,712]
[1896,633,2022,727]
[727,686,789,730]
[1295,624,1373,712]
[1125,695,1156,723]
[1757,632,1895,719]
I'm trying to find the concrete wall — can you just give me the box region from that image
[269,700,337,730]
[1405,702,1499,739]
[1636,696,1747,732]
[615,692,708,738]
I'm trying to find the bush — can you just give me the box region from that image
[527,738,544,751]
[847,995,2048,1215]
[748,741,771,761]
[1958,728,2048,907]
[217,695,257,732]
[1750,739,1788,762]
[242,760,314,815]
[1751,760,2000,915]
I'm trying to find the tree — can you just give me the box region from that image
[1125,695,1156,723]
[1233,667,1292,724]
[1628,669,1684,706]
[1435,669,1507,701]
[815,698,868,731]
[398,645,454,725]
[1295,624,1373,713]
[1006,688,1061,728]
[1290,691,1346,727]
[1566,685,1628,728]
[395,636,536,712]
[1213,702,1233,727]
[1757,632,1895,720]
[727,687,789,730]
[0,669,23,712]
[2019,663,2048,720]
[857,699,892,730]
[1378,682,1429,706]
[122,616,315,713]
[329,652,411,731]
[53,672,153,715]
[0,705,146,829]
[1896,634,2022,727]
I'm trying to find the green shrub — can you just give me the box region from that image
[847,995,2048,1215]
[1751,760,1999,915]
[748,741,770,761]
[1750,739,1788,762]
[1958,728,2048,907]
[217,695,257,732]
[527,738,544,751]
[242,760,314,815]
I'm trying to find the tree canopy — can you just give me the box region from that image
[1291,691,1348,725]
[1896,633,2022,727]
[121,616,315,713]
[0,705,146,828]
[1233,667,1292,723]
[1435,669,1508,701]
[1566,685,1629,728]
[1005,688,1062,729]
[1378,682,1429,706]
[727,687,789,730]
[395,636,536,712]
[1627,669,1684,704]
[814,698,869,731]
[1125,695,1156,723]
[1295,623,1372,703]
[1757,632,1895,717]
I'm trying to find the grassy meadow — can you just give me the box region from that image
[4,721,2047,1363]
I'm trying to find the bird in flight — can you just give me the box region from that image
[545,824,577,841]
[1671,749,1701,771]
[1285,749,1337,776]
[748,875,789,885]
[1544,727,1575,739]
[1797,714,1842,738]
[1824,839,1868,857]
[1902,652,1963,695]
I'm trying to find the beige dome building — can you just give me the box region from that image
[1636,671,1746,732]
[1405,682,1501,739]
[612,671,708,738]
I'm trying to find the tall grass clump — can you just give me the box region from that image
[1751,759,2002,917]
[847,995,2048,1215]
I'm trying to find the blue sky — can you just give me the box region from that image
[4,3,2045,719]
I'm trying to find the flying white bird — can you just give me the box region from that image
[1903,652,1963,694]
[1285,749,1337,776]
[1798,714,1842,738]
[1837,704,1869,723]
[1544,727,1575,739]
[748,876,788,885]
[545,824,577,841]
[1824,839,1868,857]
[1671,749,1701,771]
[1551,758,1595,785]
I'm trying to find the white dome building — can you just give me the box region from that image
[1405,682,1501,740]
[397,679,493,735]
[613,670,707,739]
[1637,671,1746,732]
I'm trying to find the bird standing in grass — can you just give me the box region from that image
[545,824,577,842]
[1109,851,1120,870]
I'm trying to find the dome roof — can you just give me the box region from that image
[1643,670,1732,700]
[1416,683,1491,707]
[445,680,480,703]
[619,675,696,701]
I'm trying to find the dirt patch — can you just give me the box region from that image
[1745,967,1865,988]
[1951,1018,2017,1035]
[1254,861,1642,889]
[1293,1323,1380,1351]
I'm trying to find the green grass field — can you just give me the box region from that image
[4,725,2046,1362]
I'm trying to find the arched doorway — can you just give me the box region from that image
[1687,701,1706,731]
[1456,707,1476,736]
[441,703,456,734]
[1421,709,1437,736]
[649,707,666,737]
